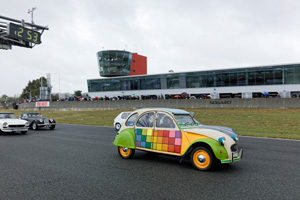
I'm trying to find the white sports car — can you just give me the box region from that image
[0,112,29,134]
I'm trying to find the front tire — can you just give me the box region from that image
[115,123,121,131]
[190,147,214,171]
[49,125,55,130]
[118,147,135,159]
[32,122,38,130]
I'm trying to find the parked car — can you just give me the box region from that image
[113,112,132,131]
[113,108,243,171]
[19,112,56,130]
[0,112,29,134]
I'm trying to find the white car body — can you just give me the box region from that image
[113,112,132,131]
[0,113,29,134]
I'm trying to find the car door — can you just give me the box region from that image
[134,112,154,149]
[153,112,182,154]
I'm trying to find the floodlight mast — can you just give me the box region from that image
[28,7,36,24]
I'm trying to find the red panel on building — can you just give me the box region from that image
[130,53,147,76]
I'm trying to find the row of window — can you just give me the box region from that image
[88,64,300,92]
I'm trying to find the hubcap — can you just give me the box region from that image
[197,154,206,164]
[122,147,128,153]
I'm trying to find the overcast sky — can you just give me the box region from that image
[1,0,300,97]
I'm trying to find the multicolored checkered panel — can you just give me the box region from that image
[135,129,182,154]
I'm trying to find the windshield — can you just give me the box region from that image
[28,113,42,117]
[0,113,17,119]
[174,114,199,125]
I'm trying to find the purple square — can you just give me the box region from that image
[175,131,181,138]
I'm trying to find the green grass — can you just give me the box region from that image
[1,108,299,140]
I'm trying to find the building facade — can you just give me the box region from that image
[88,53,300,99]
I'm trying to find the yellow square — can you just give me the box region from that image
[147,129,152,136]
[162,144,168,151]
[153,131,158,136]
[157,143,162,150]
[146,136,152,142]
[152,136,157,143]
[142,129,147,135]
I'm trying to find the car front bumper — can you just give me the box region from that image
[1,127,28,132]
[220,148,243,164]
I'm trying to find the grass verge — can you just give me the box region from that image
[1,108,299,140]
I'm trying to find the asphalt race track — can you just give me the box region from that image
[0,124,299,200]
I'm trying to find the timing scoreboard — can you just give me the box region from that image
[7,23,41,44]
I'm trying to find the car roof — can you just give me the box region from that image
[0,112,14,114]
[21,112,40,114]
[134,108,190,115]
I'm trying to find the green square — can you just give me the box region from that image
[146,142,152,149]
[141,135,147,142]
[136,129,142,135]
[152,143,157,150]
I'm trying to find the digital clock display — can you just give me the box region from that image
[7,23,41,44]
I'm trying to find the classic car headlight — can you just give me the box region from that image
[3,122,8,128]
[218,137,226,145]
[39,119,43,123]
[49,119,53,122]
[232,135,238,141]
[25,122,29,127]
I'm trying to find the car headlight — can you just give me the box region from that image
[39,119,43,123]
[25,122,29,127]
[3,122,8,128]
[218,137,226,145]
[49,119,53,122]
[232,135,238,141]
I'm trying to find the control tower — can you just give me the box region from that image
[97,50,147,77]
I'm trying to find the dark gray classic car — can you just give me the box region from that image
[19,112,56,130]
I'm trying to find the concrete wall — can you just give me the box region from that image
[18,98,300,111]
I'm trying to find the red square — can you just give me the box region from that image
[168,145,174,152]
[168,137,175,145]
[163,130,169,137]
[174,145,181,153]
[163,137,169,144]
[157,130,163,137]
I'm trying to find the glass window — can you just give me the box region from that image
[156,113,175,128]
[229,73,237,86]
[274,69,283,84]
[264,70,273,85]
[256,71,264,85]
[174,114,196,125]
[167,75,179,89]
[237,73,246,85]
[136,112,154,127]
[125,113,138,126]
[121,112,131,119]
[248,72,256,85]
[186,76,200,88]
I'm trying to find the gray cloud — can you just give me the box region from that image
[1,0,300,96]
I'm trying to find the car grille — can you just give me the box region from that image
[8,125,25,128]
[231,144,238,152]
[44,119,49,124]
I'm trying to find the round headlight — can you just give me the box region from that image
[218,137,226,145]
[49,119,53,122]
[39,119,43,123]
[25,122,29,127]
[3,122,8,127]
[232,135,238,141]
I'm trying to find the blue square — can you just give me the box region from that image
[136,135,142,141]
[141,142,146,148]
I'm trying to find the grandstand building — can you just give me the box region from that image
[87,50,300,99]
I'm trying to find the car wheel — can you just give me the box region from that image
[32,122,38,130]
[49,125,55,130]
[118,147,135,159]
[21,131,27,134]
[190,147,214,171]
[115,123,121,131]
